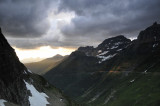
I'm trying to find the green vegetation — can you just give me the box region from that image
[76,54,160,106]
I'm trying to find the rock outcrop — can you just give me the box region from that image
[134,22,160,54]
[137,22,160,43]
[0,28,30,105]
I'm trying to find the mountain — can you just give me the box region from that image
[22,57,44,63]
[44,22,160,106]
[44,35,132,98]
[0,28,78,106]
[25,54,68,75]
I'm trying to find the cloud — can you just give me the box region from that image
[0,0,56,37]
[1,0,160,49]
[58,0,160,38]
[8,35,97,49]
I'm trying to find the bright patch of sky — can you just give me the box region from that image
[14,46,75,63]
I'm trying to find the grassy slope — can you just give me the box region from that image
[79,72,160,106]
[77,52,160,106]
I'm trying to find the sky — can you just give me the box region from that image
[0,0,160,62]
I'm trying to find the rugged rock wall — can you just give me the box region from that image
[134,22,160,54]
[137,22,160,43]
[0,28,30,105]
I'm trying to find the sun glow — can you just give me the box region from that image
[14,46,75,63]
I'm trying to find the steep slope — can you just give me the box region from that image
[25,54,68,75]
[0,28,77,106]
[44,22,160,105]
[44,51,102,98]
[76,22,160,106]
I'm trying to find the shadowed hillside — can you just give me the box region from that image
[25,54,68,75]
[44,22,160,106]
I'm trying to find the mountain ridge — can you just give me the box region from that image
[25,54,68,75]
[44,22,160,105]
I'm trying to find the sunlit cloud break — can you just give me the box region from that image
[14,46,75,63]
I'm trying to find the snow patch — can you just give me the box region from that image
[60,99,63,102]
[153,43,158,48]
[24,80,49,106]
[144,70,147,73]
[130,79,135,83]
[98,51,109,56]
[0,99,7,106]
[24,70,27,74]
[117,49,122,51]
[143,64,156,73]
[98,50,102,53]
[110,46,118,49]
[114,42,122,45]
[97,54,117,63]
[28,69,32,73]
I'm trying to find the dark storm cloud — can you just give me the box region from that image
[8,36,96,49]
[58,0,160,38]
[8,38,46,49]
[1,0,160,49]
[0,0,55,37]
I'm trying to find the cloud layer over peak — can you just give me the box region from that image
[58,0,160,38]
[0,0,160,49]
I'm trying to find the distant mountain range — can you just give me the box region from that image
[0,28,77,106]
[25,54,68,75]
[21,57,44,63]
[44,22,160,106]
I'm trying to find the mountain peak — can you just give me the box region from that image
[97,35,131,50]
[153,21,157,26]
[76,35,131,58]
[45,54,64,61]
[50,54,63,59]
[137,22,160,43]
[54,54,63,57]
[0,28,13,50]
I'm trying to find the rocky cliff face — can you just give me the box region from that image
[77,46,94,56]
[77,35,131,57]
[77,35,131,63]
[0,28,30,105]
[134,22,160,54]
[137,22,160,43]
[0,28,77,106]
